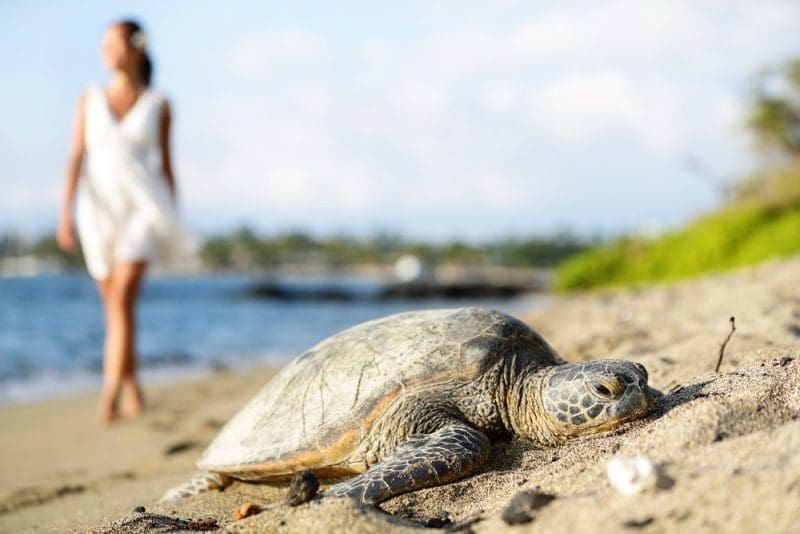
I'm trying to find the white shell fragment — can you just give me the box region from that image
[607,456,657,496]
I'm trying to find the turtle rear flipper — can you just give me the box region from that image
[160,472,233,501]
[325,423,490,505]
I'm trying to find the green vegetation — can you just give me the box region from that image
[199,230,591,272]
[555,199,800,290]
[30,236,86,270]
[1,228,591,274]
[0,233,85,271]
[556,57,800,291]
[747,58,800,157]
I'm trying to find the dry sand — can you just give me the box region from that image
[2,257,800,533]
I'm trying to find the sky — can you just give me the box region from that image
[1,1,799,241]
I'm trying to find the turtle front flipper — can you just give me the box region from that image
[325,423,490,505]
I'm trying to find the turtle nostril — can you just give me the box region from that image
[634,363,648,382]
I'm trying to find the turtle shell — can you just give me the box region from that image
[197,307,561,478]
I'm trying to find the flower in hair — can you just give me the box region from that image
[130,31,147,50]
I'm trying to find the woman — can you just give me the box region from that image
[57,20,189,423]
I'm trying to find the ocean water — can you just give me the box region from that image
[0,274,547,404]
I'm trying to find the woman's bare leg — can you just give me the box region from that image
[96,277,116,423]
[99,261,147,423]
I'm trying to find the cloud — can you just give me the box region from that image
[483,82,519,113]
[2,182,59,234]
[393,80,450,115]
[176,2,798,237]
[506,0,714,64]
[420,0,798,74]
[528,71,683,153]
[228,31,327,79]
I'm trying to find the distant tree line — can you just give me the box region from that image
[0,233,86,270]
[0,228,594,273]
[200,228,594,271]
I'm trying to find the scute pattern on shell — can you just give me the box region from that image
[197,307,561,475]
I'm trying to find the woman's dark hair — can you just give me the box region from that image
[117,19,153,87]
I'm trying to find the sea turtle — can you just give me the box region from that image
[163,307,657,504]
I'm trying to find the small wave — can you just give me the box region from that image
[0,350,294,406]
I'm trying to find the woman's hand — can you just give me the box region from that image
[59,93,86,254]
[57,213,77,252]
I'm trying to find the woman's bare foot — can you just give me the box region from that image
[120,378,144,419]
[98,389,119,424]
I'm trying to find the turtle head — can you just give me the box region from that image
[539,360,656,441]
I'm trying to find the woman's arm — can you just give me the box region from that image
[57,93,86,252]
[159,99,176,197]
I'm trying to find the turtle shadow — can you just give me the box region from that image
[652,378,718,417]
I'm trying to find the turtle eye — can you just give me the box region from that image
[590,379,624,399]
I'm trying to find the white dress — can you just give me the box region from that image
[76,85,194,279]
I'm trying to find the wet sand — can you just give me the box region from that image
[2,257,799,533]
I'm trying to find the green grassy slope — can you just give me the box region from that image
[555,202,800,290]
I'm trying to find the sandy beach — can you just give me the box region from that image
[2,257,800,533]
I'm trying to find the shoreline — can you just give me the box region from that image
[0,356,293,408]
[2,256,800,532]
[0,273,551,410]
[0,364,280,532]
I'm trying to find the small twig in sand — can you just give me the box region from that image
[714,317,736,373]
